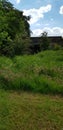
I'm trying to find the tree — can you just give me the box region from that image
[40,31,50,50]
[0,0,31,57]
[14,31,31,55]
[1,0,13,10]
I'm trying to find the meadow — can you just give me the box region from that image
[0,50,63,130]
[0,50,63,95]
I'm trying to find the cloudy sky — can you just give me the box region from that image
[9,0,63,37]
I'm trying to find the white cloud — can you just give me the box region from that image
[59,6,63,14]
[23,5,52,24]
[15,0,21,4]
[31,29,42,36]
[31,27,63,37]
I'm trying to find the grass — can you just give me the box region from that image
[0,50,63,95]
[0,89,63,130]
[0,50,63,129]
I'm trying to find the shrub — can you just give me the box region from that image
[52,43,62,50]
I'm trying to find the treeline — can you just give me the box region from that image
[0,0,31,57]
[0,0,62,57]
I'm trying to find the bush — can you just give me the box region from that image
[14,33,31,55]
[0,33,15,57]
[52,43,62,50]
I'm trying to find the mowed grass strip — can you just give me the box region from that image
[0,90,63,130]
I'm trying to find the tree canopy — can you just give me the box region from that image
[0,0,31,57]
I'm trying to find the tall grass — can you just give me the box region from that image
[0,50,63,95]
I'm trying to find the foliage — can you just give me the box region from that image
[0,0,31,57]
[14,34,31,55]
[40,31,50,50]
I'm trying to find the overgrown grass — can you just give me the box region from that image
[0,50,63,95]
[0,50,63,130]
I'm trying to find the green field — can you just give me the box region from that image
[0,50,63,130]
[0,90,63,130]
[0,50,63,94]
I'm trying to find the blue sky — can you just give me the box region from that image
[9,0,63,37]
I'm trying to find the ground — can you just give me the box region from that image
[0,90,63,130]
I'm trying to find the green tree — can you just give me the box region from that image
[0,0,31,56]
[40,31,50,50]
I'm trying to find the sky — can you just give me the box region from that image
[9,0,63,37]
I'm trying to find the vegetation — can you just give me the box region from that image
[0,90,63,130]
[52,43,62,50]
[0,1,62,57]
[0,1,63,129]
[0,0,31,57]
[0,50,63,130]
[0,50,63,95]
[40,31,50,50]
